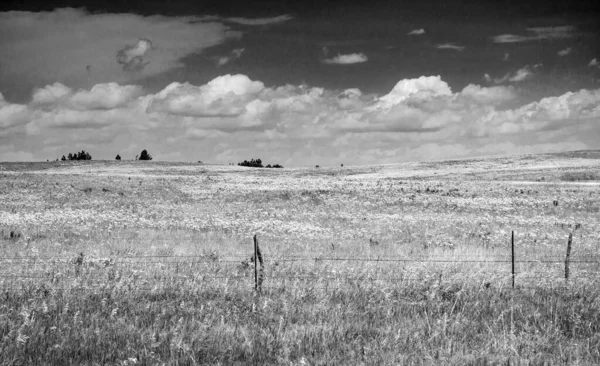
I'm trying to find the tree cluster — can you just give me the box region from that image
[138,149,153,161]
[238,158,283,168]
[62,150,92,161]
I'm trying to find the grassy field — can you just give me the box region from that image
[1,150,600,365]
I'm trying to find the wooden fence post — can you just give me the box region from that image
[511,231,515,289]
[254,234,264,293]
[565,233,573,281]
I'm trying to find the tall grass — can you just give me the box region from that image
[1,154,600,364]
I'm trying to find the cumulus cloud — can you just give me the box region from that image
[589,58,599,67]
[557,47,572,57]
[148,74,264,118]
[459,84,517,104]
[435,43,465,51]
[377,76,452,107]
[407,29,425,35]
[117,39,153,72]
[0,8,239,100]
[322,53,368,65]
[0,93,30,131]
[493,25,576,43]
[32,82,143,110]
[2,74,598,166]
[223,15,292,26]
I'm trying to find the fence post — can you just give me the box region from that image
[254,235,258,292]
[511,231,515,289]
[565,233,573,281]
[254,234,264,293]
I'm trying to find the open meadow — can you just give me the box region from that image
[1,150,600,365]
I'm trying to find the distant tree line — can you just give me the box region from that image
[61,150,92,161]
[57,149,153,162]
[238,158,283,168]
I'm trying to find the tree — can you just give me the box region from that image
[115,154,121,160]
[238,158,263,168]
[139,149,152,161]
[67,153,73,160]
[61,155,66,161]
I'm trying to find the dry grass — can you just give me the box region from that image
[1,151,600,364]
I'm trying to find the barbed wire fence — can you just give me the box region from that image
[1,232,598,295]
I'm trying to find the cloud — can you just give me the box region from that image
[377,76,452,107]
[117,39,153,72]
[493,25,576,43]
[407,29,425,35]
[484,66,534,84]
[31,83,73,105]
[223,15,292,26]
[0,93,30,131]
[503,53,510,61]
[148,74,265,118]
[32,82,143,110]
[507,67,533,82]
[435,43,465,51]
[0,8,239,101]
[557,47,572,57]
[459,84,517,105]
[322,53,368,65]
[216,48,245,67]
[2,75,599,166]
[589,58,599,67]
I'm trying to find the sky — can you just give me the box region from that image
[1,0,599,166]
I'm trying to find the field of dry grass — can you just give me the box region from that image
[1,150,600,365]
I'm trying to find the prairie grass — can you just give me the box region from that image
[1,151,600,364]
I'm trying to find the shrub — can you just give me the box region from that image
[138,150,152,161]
[238,159,263,168]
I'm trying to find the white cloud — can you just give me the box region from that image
[407,29,425,35]
[2,75,599,166]
[589,58,599,67]
[0,94,30,130]
[435,43,465,51]
[493,25,576,43]
[377,76,452,107]
[322,53,368,65]
[223,15,292,26]
[116,39,153,72]
[485,66,534,84]
[460,84,516,104]
[557,47,572,56]
[0,8,239,96]
[216,48,245,67]
[32,82,142,110]
[148,74,265,118]
[508,67,533,82]
[32,83,73,105]
[503,53,510,61]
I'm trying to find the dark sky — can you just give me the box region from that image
[1,0,599,164]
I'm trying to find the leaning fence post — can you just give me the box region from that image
[511,231,515,289]
[565,233,573,281]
